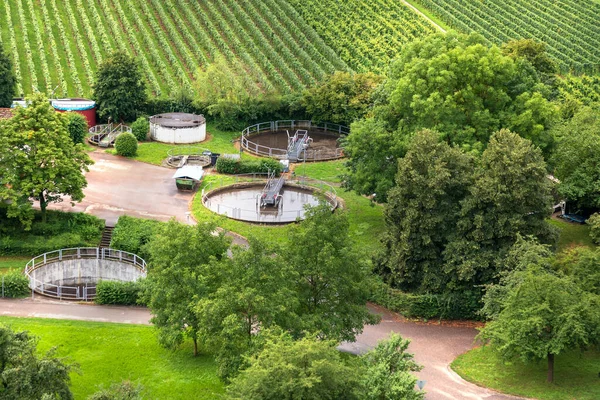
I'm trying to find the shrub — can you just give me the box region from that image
[215,157,282,175]
[131,117,149,141]
[65,112,88,144]
[110,216,161,261]
[95,280,145,306]
[1,270,29,298]
[587,213,600,244]
[115,132,138,157]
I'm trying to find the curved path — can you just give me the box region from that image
[0,298,518,400]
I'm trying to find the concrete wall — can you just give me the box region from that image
[150,124,206,144]
[30,259,145,286]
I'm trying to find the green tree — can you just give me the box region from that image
[65,112,88,144]
[115,132,138,157]
[344,32,557,201]
[144,220,230,356]
[0,326,74,399]
[443,130,555,288]
[479,262,600,383]
[361,334,424,400]
[554,246,600,295]
[378,130,473,291]
[227,331,362,400]
[501,39,558,96]
[551,108,600,210]
[0,45,15,107]
[93,52,147,122]
[196,238,298,380]
[588,213,600,245]
[286,204,379,342]
[0,93,93,226]
[88,381,142,400]
[130,117,149,141]
[302,71,383,126]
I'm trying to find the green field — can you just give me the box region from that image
[0,317,224,399]
[452,346,600,400]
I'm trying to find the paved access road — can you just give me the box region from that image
[0,299,518,400]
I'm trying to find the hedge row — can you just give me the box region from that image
[95,280,146,306]
[1,271,29,298]
[370,280,482,320]
[215,157,283,176]
[109,216,162,261]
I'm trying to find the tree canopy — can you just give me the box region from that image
[344,32,557,201]
[0,45,15,107]
[0,93,93,226]
[92,51,147,122]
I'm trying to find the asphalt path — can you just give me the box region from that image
[0,298,517,400]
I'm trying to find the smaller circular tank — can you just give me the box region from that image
[149,112,206,144]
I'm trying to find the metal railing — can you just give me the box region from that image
[241,120,348,161]
[88,123,132,147]
[24,248,146,301]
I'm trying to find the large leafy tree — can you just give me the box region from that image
[301,71,383,126]
[344,32,557,202]
[378,130,473,291]
[196,238,298,380]
[551,107,600,210]
[443,130,555,288]
[0,45,15,107]
[92,51,147,122]
[286,204,379,342]
[144,220,230,356]
[479,249,600,383]
[0,326,74,399]
[0,93,93,226]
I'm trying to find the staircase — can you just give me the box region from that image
[99,225,114,249]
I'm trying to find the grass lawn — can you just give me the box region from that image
[0,256,29,274]
[452,346,600,400]
[293,159,347,183]
[0,317,224,399]
[549,218,595,251]
[192,174,385,256]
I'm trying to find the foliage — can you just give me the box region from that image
[301,71,383,126]
[378,130,473,291]
[551,107,600,210]
[227,331,362,400]
[285,204,379,342]
[0,317,224,399]
[65,112,88,144]
[588,213,600,245]
[114,132,138,157]
[130,117,149,141]
[479,239,600,382]
[0,44,15,107]
[361,333,424,400]
[215,157,282,175]
[144,220,230,357]
[110,216,161,260]
[88,381,143,400]
[0,325,74,399]
[554,246,600,296]
[344,32,557,201]
[0,210,103,256]
[95,280,146,306]
[1,270,29,298]
[0,93,93,226]
[548,218,596,251]
[93,51,147,122]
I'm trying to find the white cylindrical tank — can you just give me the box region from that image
[149,112,206,144]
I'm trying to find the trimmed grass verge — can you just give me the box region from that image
[0,257,29,274]
[293,160,346,183]
[452,346,600,400]
[0,317,224,399]
[549,218,595,251]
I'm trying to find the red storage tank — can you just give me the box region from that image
[51,99,97,128]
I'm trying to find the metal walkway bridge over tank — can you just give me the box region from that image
[286,130,312,162]
[259,171,285,207]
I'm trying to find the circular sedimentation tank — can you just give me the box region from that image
[150,112,206,144]
[202,182,337,224]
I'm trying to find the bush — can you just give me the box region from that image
[1,270,29,298]
[110,216,162,261]
[131,117,149,141]
[65,112,88,144]
[587,213,600,244]
[215,157,283,175]
[115,132,138,157]
[95,280,145,306]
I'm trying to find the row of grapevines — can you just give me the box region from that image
[559,76,600,105]
[14,0,39,92]
[73,0,104,64]
[39,0,67,97]
[2,0,23,95]
[23,0,53,93]
[61,0,96,89]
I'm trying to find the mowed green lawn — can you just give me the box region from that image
[549,218,596,251]
[452,346,600,400]
[0,317,223,399]
[0,257,29,274]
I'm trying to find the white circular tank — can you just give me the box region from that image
[149,112,206,144]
